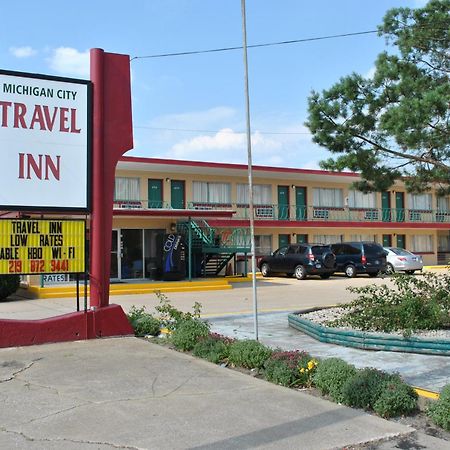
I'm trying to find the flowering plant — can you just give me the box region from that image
[298,358,318,387]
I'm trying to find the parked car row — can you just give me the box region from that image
[258,241,423,280]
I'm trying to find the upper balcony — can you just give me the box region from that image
[113,199,450,226]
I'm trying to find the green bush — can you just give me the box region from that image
[127,306,161,336]
[327,272,450,336]
[171,319,210,351]
[193,335,231,364]
[427,384,450,431]
[228,340,273,369]
[312,358,357,403]
[373,379,418,418]
[263,350,311,387]
[0,275,20,300]
[342,368,401,410]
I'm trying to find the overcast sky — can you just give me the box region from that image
[1,0,428,169]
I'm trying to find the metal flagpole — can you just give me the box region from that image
[240,0,259,340]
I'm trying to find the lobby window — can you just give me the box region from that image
[313,188,343,208]
[408,193,432,211]
[193,181,231,204]
[237,184,272,205]
[347,190,376,209]
[410,235,433,253]
[114,177,140,201]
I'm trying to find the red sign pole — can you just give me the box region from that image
[89,49,133,308]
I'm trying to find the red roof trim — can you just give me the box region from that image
[120,156,358,178]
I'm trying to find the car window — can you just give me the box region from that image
[297,246,307,254]
[363,243,384,256]
[331,244,343,255]
[311,246,328,256]
[390,248,412,256]
[346,243,361,255]
[276,246,288,256]
[286,246,297,254]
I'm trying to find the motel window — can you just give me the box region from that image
[437,196,450,211]
[349,234,376,242]
[408,193,432,211]
[410,235,433,253]
[114,177,140,201]
[254,235,272,255]
[438,234,450,252]
[192,181,231,204]
[312,188,343,208]
[237,184,272,205]
[312,235,343,245]
[347,190,376,209]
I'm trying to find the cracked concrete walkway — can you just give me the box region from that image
[0,337,418,450]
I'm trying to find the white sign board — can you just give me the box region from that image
[0,70,91,211]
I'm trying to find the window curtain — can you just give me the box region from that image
[347,190,376,208]
[114,177,140,201]
[312,235,342,244]
[437,196,450,211]
[237,184,272,204]
[411,235,433,252]
[193,182,231,203]
[408,193,432,210]
[313,188,343,207]
[254,235,272,255]
[349,234,376,242]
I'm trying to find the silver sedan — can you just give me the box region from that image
[383,247,424,274]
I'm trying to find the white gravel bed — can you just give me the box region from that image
[300,307,450,340]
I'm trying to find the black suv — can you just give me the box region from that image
[258,244,336,280]
[331,241,387,278]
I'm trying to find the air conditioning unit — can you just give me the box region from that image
[194,204,213,210]
[313,209,329,219]
[364,210,379,220]
[255,206,274,218]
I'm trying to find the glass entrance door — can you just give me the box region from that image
[121,229,144,279]
[110,230,120,280]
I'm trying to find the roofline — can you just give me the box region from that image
[119,156,359,178]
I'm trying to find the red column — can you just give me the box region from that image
[89,49,133,308]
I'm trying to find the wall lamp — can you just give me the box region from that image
[165,177,171,182]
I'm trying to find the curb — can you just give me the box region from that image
[288,311,450,356]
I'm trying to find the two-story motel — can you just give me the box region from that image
[108,156,450,281]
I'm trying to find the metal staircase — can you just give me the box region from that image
[177,220,251,277]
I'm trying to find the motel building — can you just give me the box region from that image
[9,155,450,287]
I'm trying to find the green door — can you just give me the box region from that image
[278,234,290,248]
[296,187,307,220]
[395,192,405,222]
[278,186,289,220]
[148,179,163,208]
[396,234,406,249]
[171,180,185,209]
[382,234,392,247]
[381,191,391,222]
[296,234,308,244]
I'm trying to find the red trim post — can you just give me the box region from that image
[89,49,133,308]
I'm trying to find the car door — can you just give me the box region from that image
[283,245,301,272]
[271,246,288,271]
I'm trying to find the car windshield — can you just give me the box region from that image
[389,248,413,256]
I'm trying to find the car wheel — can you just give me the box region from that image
[294,265,307,280]
[405,270,415,275]
[260,263,271,277]
[320,273,332,279]
[368,272,379,278]
[385,263,395,275]
[344,265,356,278]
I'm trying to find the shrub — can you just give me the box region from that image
[127,306,161,336]
[427,384,450,431]
[327,271,450,336]
[342,368,401,410]
[263,350,311,387]
[171,318,210,351]
[373,379,418,418]
[228,340,273,369]
[312,358,357,403]
[193,335,231,364]
[0,275,20,300]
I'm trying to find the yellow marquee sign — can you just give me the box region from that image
[0,219,85,275]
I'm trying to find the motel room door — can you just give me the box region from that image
[171,180,185,209]
[278,186,289,220]
[148,179,163,208]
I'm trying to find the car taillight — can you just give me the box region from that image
[308,253,315,261]
[361,255,366,264]
[397,257,407,261]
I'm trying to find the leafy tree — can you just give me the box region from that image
[306,0,450,194]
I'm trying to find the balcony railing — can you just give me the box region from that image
[114,199,450,224]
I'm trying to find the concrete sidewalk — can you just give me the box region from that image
[0,337,417,450]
